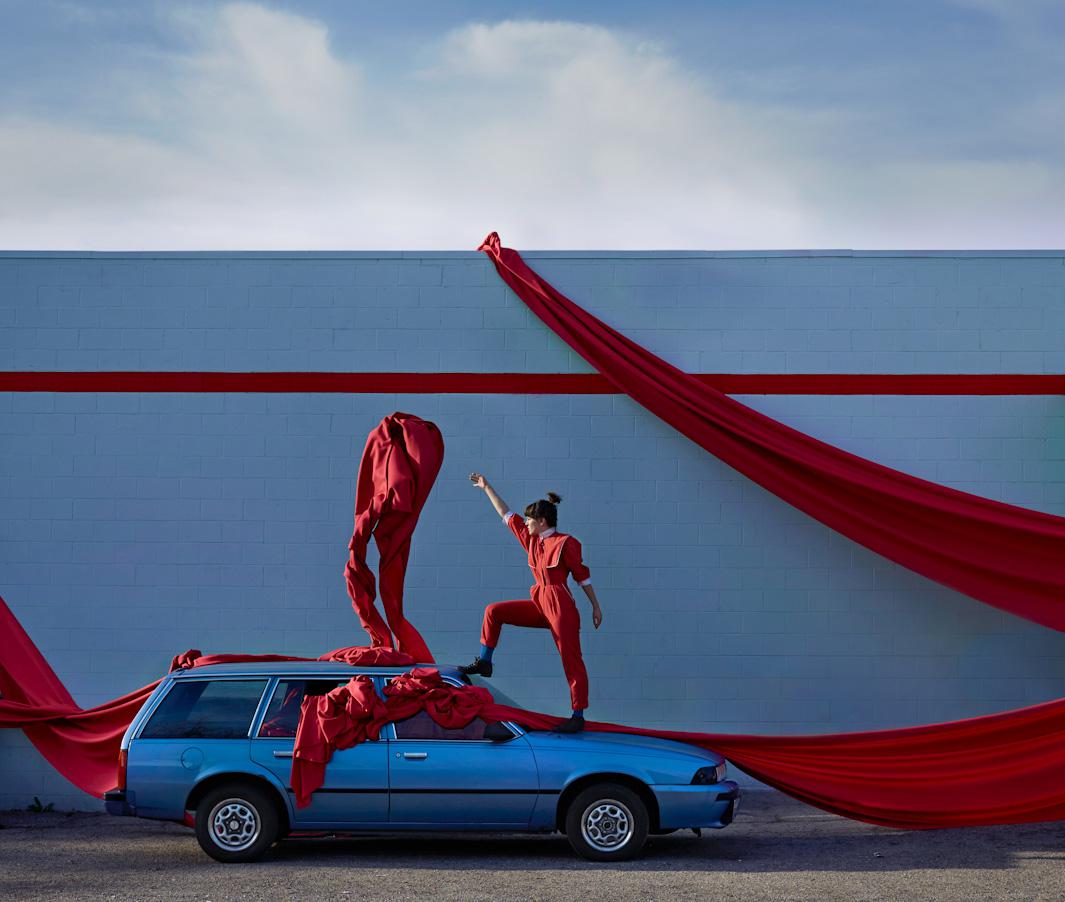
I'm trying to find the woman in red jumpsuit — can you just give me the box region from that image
[461,473,603,733]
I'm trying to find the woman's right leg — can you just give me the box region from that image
[462,600,549,676]
[480,599,550,648]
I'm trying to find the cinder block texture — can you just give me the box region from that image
[2,250,1065,809]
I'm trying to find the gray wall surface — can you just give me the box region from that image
[2,249,1064,809]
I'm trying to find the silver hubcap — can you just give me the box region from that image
[581,799,634,852]
[208,798,260,851]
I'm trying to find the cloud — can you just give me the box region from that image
[0,3,1061,249]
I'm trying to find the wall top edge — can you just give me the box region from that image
[0,249,1063,260]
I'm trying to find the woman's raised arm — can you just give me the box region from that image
[469,472,510,519]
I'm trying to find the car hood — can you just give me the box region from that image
[522,728,724,764]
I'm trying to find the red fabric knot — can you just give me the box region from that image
[168,649,202,671]
[478,231,501,255]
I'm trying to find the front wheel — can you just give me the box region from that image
[195,783,280,863]
[564,783,649,861]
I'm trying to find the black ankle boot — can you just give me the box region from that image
[458,657,493,677]
[554,714,585,733]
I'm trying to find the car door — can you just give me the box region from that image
[387,701,540,827]
[249,676,389,827]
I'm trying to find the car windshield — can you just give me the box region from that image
[467,676,523,709]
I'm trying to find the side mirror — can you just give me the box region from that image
[483,721,514,742]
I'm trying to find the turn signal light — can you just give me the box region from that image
[691,764,727,785]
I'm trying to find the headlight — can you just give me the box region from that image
[691,764,727,785]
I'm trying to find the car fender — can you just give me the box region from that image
[185,761,294,827]
[557,760,660,790]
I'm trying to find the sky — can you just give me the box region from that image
[0,0,1063,250]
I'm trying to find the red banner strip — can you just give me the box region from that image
[1,372,1063,395]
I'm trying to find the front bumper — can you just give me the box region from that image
[652,780,740,829]
[104,789,135,817]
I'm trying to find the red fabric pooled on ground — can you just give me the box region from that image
[479,232,1065,633]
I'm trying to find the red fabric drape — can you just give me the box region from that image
[0,594,412,799]
[478,232,1065,633]
[290,667,496,807]
[344,412,443,661]
[291,675,390,808]
[496,703,1065,830]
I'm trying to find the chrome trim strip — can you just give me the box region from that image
[247,677,278,739]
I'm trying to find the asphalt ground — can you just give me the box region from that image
[1,790,1063,901]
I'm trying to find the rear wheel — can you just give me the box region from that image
[194,783,280,863]
[564,783,649,861]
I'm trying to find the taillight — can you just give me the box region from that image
[116,749,127,791]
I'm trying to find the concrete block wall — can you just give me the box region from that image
[2,249,1065,809]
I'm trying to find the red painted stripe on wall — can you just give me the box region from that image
[1,372,1064,394]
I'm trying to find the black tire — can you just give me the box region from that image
[564,782,649,862]
[194,783,281,863]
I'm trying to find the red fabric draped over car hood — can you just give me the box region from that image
[478,232,1065,633]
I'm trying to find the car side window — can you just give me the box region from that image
[258,679,347,738]
[392,710,488,741]
[140,679,268,740]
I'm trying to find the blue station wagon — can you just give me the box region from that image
[105,662,740,862]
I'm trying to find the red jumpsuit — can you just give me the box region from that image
[480,512,592,710]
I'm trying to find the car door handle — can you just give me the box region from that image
[273,751,294,759]
[400,752,428,760]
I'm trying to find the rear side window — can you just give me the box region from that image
[258,679,348,738]
[140,680,268,739]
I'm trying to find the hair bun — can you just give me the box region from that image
[545,491,562,504]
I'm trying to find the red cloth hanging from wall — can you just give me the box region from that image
[478,233,1065,633]
[344,412,443,662]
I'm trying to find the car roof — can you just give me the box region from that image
[167,661,464,678]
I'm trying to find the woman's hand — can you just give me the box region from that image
[592,603,603,629]
[469,472,488,490]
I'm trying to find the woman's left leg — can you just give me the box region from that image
[536,589,589,712]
